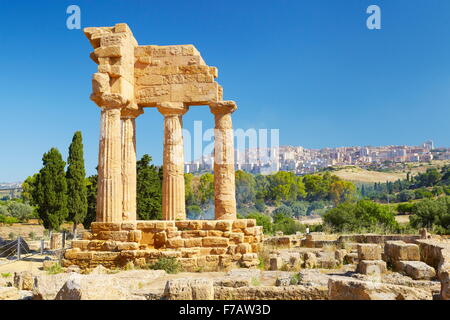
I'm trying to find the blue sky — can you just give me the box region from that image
[1,0,450,181]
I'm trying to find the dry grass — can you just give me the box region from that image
[333,167,406,183]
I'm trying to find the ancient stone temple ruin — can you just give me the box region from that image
[62,23,262,270]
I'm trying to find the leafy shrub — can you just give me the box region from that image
[290,201,308,217]
[147,257,180,274]
[273,205,293,222]
[0,215,19,225]
[410,196,450,234]
[396,202,414,215]
[323,200,398,233]
[397,190,415,202]
[6,202,34,221]
[273,216,305,235]
[246,212,273,234]
[186,205,202,219]
[45,263,63,275]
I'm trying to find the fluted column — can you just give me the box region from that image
[157,102,188,220]
[121,108,143,221]
[97,107,123,222]
[209,101,237,220]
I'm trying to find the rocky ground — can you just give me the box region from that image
[0,256,442,300]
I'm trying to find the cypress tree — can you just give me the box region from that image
[33,148,68,231]
[66,131,88,235]
[137,154,162,220]
[83,174,98,229]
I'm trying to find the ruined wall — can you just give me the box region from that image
[63,219,263,271]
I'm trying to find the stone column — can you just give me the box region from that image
[121,108,143,221]
[97,107,123,222]
[157,103,188,220]
[209,101,237,220]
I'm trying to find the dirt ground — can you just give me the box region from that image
[0,223,85,241]
[0,255,49,275]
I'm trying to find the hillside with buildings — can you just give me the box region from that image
[186,140,450,178]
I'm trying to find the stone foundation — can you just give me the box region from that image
[62,219,263,271]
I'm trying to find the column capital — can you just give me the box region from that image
[157,102,188,116]
[91,92,131,110]
[121,106,144,119]
[209,100,237,116]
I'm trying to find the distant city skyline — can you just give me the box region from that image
[3,139,447,185]
[2,1,450,181]
[185,139,449,176]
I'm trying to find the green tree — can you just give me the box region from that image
[329,180,356,205]
[198,173,214,208]
[184,173,195,206]
[247,212,273,234]
[66,131,88,234]
[83,174,98,229]
[273,216,305,235]
[410,197,450,233]
[272,205,293,223]
[6,202,33,221]
[137,155,162,220]
[187,205,202,219]
[397,190,415,202]
[323,200,398,233]
[33,148,68,231]
[235,170,256,206]
[291,201,308,217]
[21,174,38,205]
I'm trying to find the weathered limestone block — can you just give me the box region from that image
[184,238,202,248]
[357,244,382,261]
[202,237,229,247]
[97,231,129,242]
[208,230,224,237]
[163,279,214,300]
[233,220,247,229]
[214,286,327,300]
[33,273,73,300]
[303,252,317,269]
[136,221,156,229]
[441,271,450,300]
[128,230,142,242]
[50,233,63,250]
[229,232,244,244]
[385,241,420,262]
[344,252,358,264]
[91,222,122,232]
[270,256,282,271]
[328,277,432,300]
[117,242,140,251]
[166,238,185,248]
[180,248,200,258]
[357,260,387,276]
[334,249,347,265]
[236,243,252,254]
[82,232,93,240]
[91,251,121,261]
[71,240,90,251]
[215,220,233,231]
[13,271,33,291]
[395,261,436,280]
